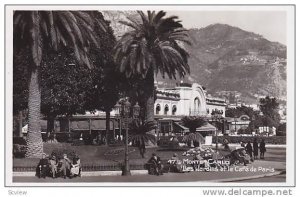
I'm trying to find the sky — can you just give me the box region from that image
[167,11,287,45]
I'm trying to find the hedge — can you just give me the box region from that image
[212,136,286,144]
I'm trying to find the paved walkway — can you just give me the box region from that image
[13,160,285,183]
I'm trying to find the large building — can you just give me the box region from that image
[154,82,226,139]
[154,83,226,118]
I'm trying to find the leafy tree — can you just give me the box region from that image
[14,11,107,158]
[259,96,281,127]
[181,116,206,147]
[277,122,286,136]
[114,11,190,123]
[225,106,258,118]
[40,49,94,133]
[40,12,118,143]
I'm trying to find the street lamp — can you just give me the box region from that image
[212,109,224,151]
[115,99,140,176]
[114,103,121,139]
[133,102,140,119]
[122,99,131,176]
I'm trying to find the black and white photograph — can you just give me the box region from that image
[4,4,295,188]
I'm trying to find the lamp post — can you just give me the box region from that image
[115,99,140,176]
[114,103,121,138]
[212,109,224,151]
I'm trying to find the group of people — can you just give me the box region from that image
[241,138,267,160]
[37,153,81,179]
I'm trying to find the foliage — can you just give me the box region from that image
[13,144,27,158]
[14,11,109,158]
[114,11,190,122]
[259,96,281,128]
[181,116,206,146]
[50,148,77,160]
[114,10,190,79]
[40,50,94,117]
[13,137,27,145]
[128,120,156,145]
[14,11,107,68]
[13,49,30,115]
[181,116,207,133]
[277,123,286,136]
[225,105,258,118]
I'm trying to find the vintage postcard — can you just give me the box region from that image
[5,4,295,187]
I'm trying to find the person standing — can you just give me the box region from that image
[253,138,259,160]
[245,141,253,162]
[259,139,266,159]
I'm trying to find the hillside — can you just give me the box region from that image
[157,23,287,104]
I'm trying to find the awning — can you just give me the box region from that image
[196,123,216,132]
[173,122,189,133]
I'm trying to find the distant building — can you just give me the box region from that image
[226,115,251,135]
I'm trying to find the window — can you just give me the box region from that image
[156,104,161,115]
[194,97,200,113]
[172,105,177,115]
[164,105,169,115]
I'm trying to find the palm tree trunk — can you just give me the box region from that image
[145,69,155,123]
[105,110,110,145]
[25,68,43,158]
[18,111,23,137]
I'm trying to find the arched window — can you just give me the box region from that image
[164,105,169,115]
[156,104,161,115]
[194,97,200,113]
[172,105,177,115]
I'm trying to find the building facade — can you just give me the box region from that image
[154,83,226,118]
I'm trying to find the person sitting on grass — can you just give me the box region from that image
[148,153,163,176]
[49,155,58,178]
[70,155,81,178]
[36,153,49,178]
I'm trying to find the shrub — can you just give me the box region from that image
[13,137,27,145]
[50,148,77,160]
[71,139,85,146]
[158,136,180,149]
[13,144,26,158]
[82,133,93,145]
[55,133,70,143]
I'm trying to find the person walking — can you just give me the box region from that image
[245,141,253,162]
[259,139,266,159]
[253,138,259,160]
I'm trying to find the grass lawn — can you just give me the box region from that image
[13,143,190,168]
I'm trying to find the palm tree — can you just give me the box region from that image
[114,11,190,123]
[13,11,107,158]
[128,120,156,158]
[181,116,206,147]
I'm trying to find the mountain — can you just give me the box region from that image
[157,23,287,104]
